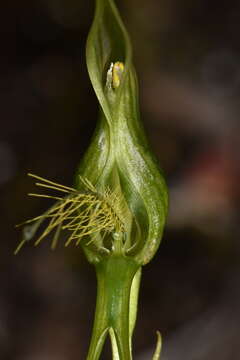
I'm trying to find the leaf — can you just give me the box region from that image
[152,332,162,360]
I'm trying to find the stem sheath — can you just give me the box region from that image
[86,256,140,360]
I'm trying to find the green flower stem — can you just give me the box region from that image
[86,256,140,360]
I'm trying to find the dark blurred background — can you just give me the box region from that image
[1,0,240,359]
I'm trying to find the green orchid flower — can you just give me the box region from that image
[16,0,168,358]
